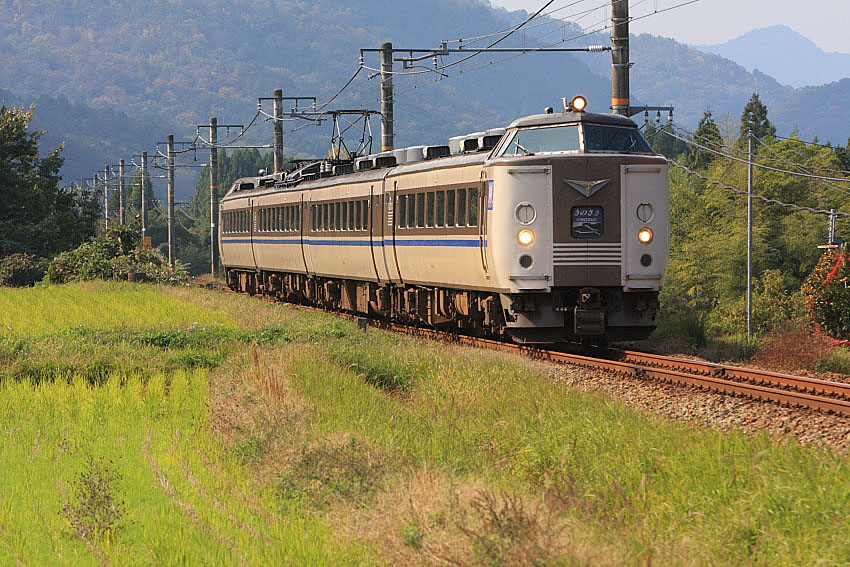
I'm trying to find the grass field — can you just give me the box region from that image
[0,281,848,566]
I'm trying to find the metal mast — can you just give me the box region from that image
[380,42,394,151]
[209,117,219,275]
[611,0,630,115]
[167,134,176,267]
[273,89,284,173]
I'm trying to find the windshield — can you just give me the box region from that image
[498,125,580,156]
[497,122,654,156]
[583,124,652,153]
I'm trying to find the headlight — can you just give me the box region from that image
[638,228,653,244]
[570,95,587,112]
[517,229,535,246]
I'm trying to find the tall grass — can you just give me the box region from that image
[0,282,374,566]
[0,281,230,336]
[3,281,849,566]
[0,370,372,566]
[266,327,850,566]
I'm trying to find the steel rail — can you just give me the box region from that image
[619,350,850,400]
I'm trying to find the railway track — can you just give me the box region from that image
[205,281,850,417]
[342,315,850,417]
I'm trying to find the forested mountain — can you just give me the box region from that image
[699,26,850,88]
[2,0,849,196]
[0,89,177,184]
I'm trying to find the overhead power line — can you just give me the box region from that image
[667,156,850,218]
[660,128,850,183]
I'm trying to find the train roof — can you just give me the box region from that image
[507,111,637,130]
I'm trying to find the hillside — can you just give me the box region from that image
[0,89,178,184]
[0,0,610,165]
[2,0,850,190]
[699,25,850,88]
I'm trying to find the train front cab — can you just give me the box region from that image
[485,110,669,344]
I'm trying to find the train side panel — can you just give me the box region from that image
[220,196,256,270]
[389,163,493,290]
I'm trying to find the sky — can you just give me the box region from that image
[487,0,850,53]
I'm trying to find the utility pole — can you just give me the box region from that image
[380,41,394,151]
[611,0,630,116]
[118,159,125,225]
[747,131,753,337]
[167,135,176,266]
[829,209,837,246]
[103,165,110,231]
[273,89,284,173]
[197,118,244,275]
[141,151,149,245]
[209,117,219,275]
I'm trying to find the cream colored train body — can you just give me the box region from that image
[220,109,669,344]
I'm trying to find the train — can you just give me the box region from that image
[219,96,669,344]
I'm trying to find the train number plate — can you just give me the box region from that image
[571,206,603,239]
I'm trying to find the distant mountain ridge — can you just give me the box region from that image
[698,25,850,88]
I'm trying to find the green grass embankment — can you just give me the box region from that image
[0,281,848,566]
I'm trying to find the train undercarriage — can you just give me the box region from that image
[227,268,506,336]
[226,268,659,345]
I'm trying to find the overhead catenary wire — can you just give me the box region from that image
[671,122,850,178]
[659,128,850,184]
[667,156,850,218]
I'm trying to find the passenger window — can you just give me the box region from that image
[446,190,455,227]
[363,199,370,230]
[436,191,445,227]
[416,193,425,227]
[406,194,415,228]
[355,201,361,230]
[397,195,406,229]
[457,189,467,226]
[296,206,300,231]
[341,202,347,231]
[468,187,479,226]
[348,201,354,230]
[335,202,341,231]
[426,192,435,227]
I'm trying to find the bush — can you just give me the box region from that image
[45,225,188,285]
[801,250,850,340]
[716,270,801,335]
[0,253,47,287]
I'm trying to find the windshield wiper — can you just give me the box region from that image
[514,142,534,156]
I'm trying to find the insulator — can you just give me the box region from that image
[668,109,674,125]
[586,45,607,53]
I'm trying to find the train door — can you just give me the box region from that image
[368,186,382,283]
[249,198,259,270]
[382,179,402,283]
[299,195,310,275]
[478,176,489,274]
[303,194,315,275]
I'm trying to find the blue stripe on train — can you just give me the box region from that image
[222,238,484,248]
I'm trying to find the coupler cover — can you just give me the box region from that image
[574,308,605,335]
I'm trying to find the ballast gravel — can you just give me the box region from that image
[538,361,850,453]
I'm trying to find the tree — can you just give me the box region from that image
[686,108,723,170]
[644,123,688,160]
[738,93,776,147]
[0,105,100,258]
[836,139,850,172]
